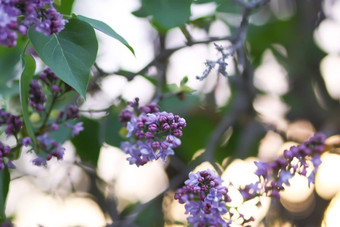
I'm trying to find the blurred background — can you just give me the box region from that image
[1,0,340,226]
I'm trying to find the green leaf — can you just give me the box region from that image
[101,111,124,147]
[0,166,10,222]
[28,18,98,98]
[19,54,37,146]
[71,117,102,166]
[55,0,75,15]
[133,0,192,31]
[135,197,164,227]
[0,41,24,84]
[76,15,135,56]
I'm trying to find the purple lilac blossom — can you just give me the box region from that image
[0,0,68,47]
[34,133,65,165]
[32,156,47,166]
[174,169,232,227]
[0,141,12,170]
[29,80,47,112]
[119,99,186,166]
[0,109,23,136]
[22,136,32,146]
[240,133,326,200]
[67,122,84,137]
[4,114,23,136]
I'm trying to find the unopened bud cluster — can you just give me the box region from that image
[0,0,68,47]
[0,67,83,167]
[119,98,186,166]
[30,67,83,164]
[0,109,25,170]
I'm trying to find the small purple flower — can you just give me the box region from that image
[185,172,200,186]
[148,123,158,132]
[32,156,47,166]
[312,154,322,170]
[36,133,66,161]
[119,99,186,166]
[126,117,137,138]
[51,84,62,93]
[22,137,32,146]
[277,170,293,188]
[52,147,65,160]
[50,123,59,131]
[254,161,269,178]
[6,160,16,169]
[5,114,23,136]
[67,122,84,137]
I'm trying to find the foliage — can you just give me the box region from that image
[0,0,340,226]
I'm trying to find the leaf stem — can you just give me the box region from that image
[39,94,58,131]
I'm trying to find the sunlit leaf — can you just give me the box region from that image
[76,15,135,55]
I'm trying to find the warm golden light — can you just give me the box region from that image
[222,158,271,226]
[322,191,340,227]
[315,153,340,200]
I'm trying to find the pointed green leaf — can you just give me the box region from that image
[19,54,37,146]
[0,166,10,222]
[76,15,135,55]
[28,18,98,98]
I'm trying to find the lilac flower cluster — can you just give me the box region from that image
[0,109,26,170]
[240,133,326,200]
[0,0,67,47]
[26,68,82,165]
[119,98,186,166]
[30,104,83,166]
[174,169,231,227]
[29,80,47,112]
[29,67,73,112]
[0,109,23,137]
[0,141,12,170]
[32,133,66,166]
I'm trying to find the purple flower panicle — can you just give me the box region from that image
[119,99,186,166]
[175,170,231,227]
[0,0,68,47]
[34,133,66,165]
[29,80,47,112]
[0,109,23,136]
[240,133,326,200]
[0,141,12,170]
